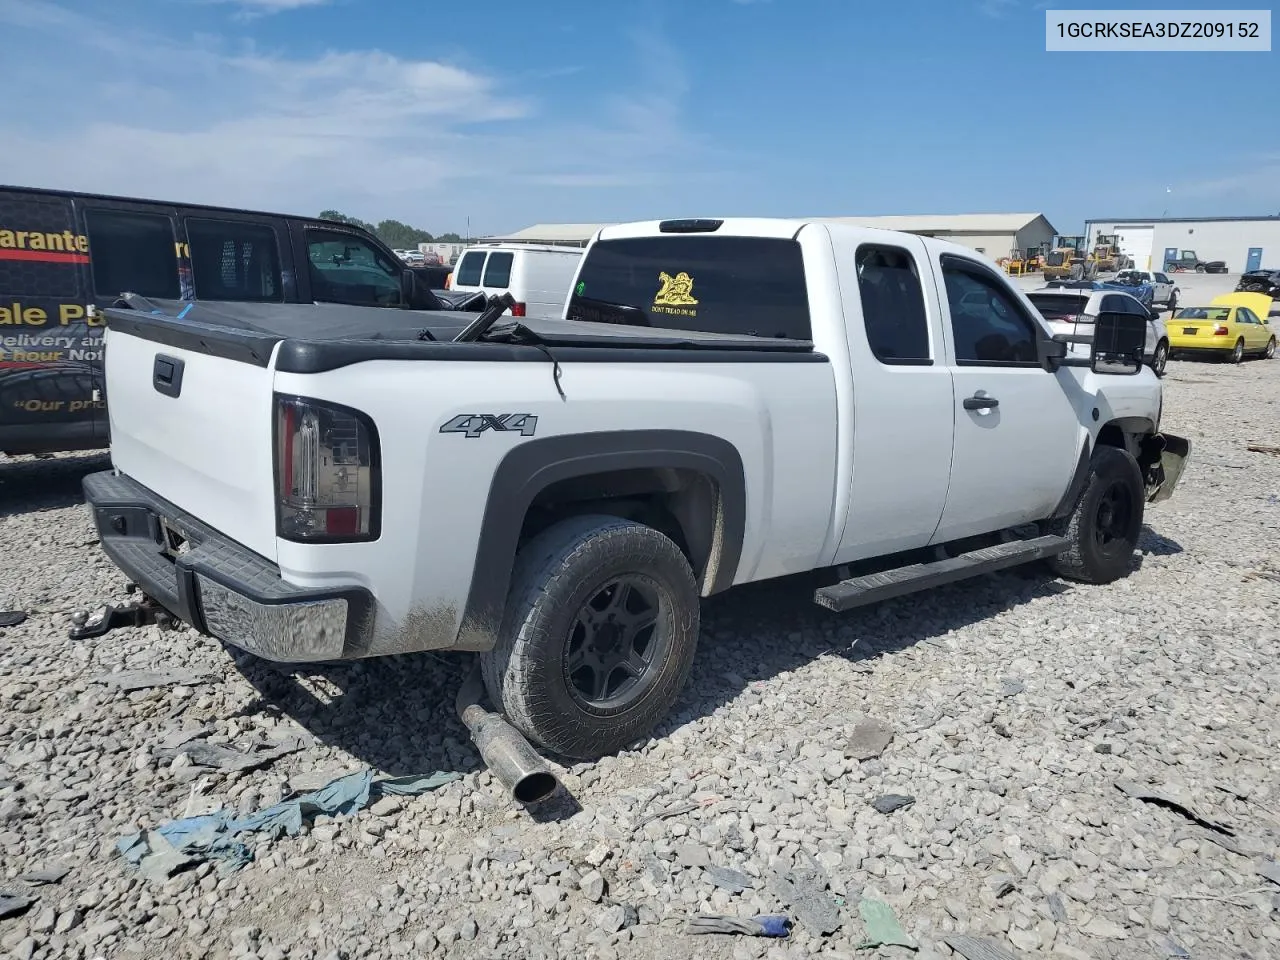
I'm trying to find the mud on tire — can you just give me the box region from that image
[481,514,700,760]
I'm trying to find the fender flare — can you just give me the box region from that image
[454,429,747,651]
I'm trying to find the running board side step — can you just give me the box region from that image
[813,535,1070,613]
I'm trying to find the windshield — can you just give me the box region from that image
[566,235,812,339]
[1113,271,1145,285]
[1045,252,1066,266]
[1027,293,1091,321]
[1173,307,1230,321]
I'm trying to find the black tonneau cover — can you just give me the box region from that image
[102,294,821,373]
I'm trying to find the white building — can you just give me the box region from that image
[1084,216,1280,273]
[488,213,1058,263]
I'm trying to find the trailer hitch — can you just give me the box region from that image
[68,586,176,641]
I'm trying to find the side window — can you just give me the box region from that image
[855,244,931,364]
[454,251,486,287]
[305,230,402,306]
[482,252,514,288]
[942,261,1039,365]
[1155,273,1170,284]
[84,209,179,299]
[1238,308,1257,324]
[0,195,81,298]
[186,218,282,302]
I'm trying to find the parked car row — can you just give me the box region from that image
[1026,282,1277,374]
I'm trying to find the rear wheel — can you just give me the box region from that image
[482,514,700,760]
[1195,265,1206,273]
[1228,338,1245,364]
[1048,446,1145,585]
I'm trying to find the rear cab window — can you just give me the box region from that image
[1026,293,1091,321]
[856,244,931,364]
[566,235,811,339]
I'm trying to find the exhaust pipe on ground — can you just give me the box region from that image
[455,661,559,805]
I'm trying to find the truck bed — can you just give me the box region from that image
[102,295,819,374]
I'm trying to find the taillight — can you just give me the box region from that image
[510,301,527,317]
[1213,325,1229,336]
[274,395,380,542]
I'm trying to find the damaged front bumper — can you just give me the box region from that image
[82,470,374,662]
[1145,432,1191,504]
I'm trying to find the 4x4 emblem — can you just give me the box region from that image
[439,413,538,438]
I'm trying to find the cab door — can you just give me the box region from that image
[831,233,956,562]
[929,253,1081,543]
[0,190,97,453]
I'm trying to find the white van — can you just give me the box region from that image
[446,243,584,320]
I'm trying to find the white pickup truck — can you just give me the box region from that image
[85,218,1190,767]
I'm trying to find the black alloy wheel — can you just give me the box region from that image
[564,576,665,709]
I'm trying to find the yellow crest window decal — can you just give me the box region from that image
[653,271,699,317]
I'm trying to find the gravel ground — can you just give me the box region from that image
[2,335,1279,959]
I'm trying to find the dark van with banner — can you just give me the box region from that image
[0,186,452,456]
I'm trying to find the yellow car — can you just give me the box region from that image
[1168,292,1277,363]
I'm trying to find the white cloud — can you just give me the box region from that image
[0,1,721,233]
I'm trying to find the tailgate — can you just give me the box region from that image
[104,328,279,562]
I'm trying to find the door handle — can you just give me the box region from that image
[963,394,999,410]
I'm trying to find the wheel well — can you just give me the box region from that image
[1096,418,1165,487]
[519,467,727,591]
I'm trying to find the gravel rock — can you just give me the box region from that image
[0,356,1276,957]
[579,871,606,903]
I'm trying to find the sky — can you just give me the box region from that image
[0,0,1277,238]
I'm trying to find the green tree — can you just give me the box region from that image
[374,219,434,250]
[317,209,374,232]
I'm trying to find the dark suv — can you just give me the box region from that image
[1,185,458,456]
[1236,269,1280,299]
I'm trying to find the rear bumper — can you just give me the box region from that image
[83,470,373,663]
[1167,339,1232,353]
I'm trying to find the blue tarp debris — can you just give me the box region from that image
[117,769,460,879]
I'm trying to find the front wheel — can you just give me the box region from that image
[1265,337,1277,360]
[1152,340,1168,378]
[1048,446,1145,585]
[482,514,700,760]
[1167,292,1177,313]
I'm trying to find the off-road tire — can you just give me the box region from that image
[1048,446,1145,585]
[481,514,699,760]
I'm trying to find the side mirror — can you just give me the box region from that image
[1091,311,1146,375]
[1039,336,1068,371]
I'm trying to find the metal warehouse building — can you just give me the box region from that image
[490,213,1057,262]
[1084,216,1280,274]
